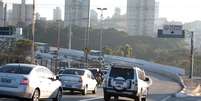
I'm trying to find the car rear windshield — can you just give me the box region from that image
[62,69,84,75]
[109,67,134,79]
[0,65,33,74]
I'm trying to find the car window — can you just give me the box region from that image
[0,65,33,74]
[62,69,85,75]
[41,68,54,77]
[109,67,134,79]
[89,69,97,76]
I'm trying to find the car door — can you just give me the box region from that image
[90,72,97,89]
[43,68,58,98]
[34,67,49,98]
[87,71,97,90]
[137,70,147,95]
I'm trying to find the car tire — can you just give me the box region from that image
[82,86,88,95]
[53,89,62,101]
[31,89,40,101]
[92,86,97,94]
[70,90,74,94]
[142,97,146,101]
[104,92,111,101]
[114,96,118,101]
[135,96,142,101]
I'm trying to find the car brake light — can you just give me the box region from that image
[20,78,29,85]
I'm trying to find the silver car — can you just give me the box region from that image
[0,64,62,101]
[59,68,97,95]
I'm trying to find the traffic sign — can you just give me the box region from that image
[158,25,185,38]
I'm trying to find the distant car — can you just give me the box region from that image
[103,64,151,101]
[0,64,62,101]
[59,68,97,95]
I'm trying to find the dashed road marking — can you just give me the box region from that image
[79,97,103,101]
[161,95,171,101]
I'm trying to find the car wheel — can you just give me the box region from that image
[32,89,40,101]
[92,86,97,94]
[104,92,111,101]
[142,97,146,101]
[53,89,62,101]
[114,96,118,101]
[70,90,74,94]
[135,96,142,101]
[82,86,88,95]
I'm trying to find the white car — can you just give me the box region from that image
[59,68,97,95]
[0,64,62,101]
[103,64,152,101]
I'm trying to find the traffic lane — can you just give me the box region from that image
[0,88,103,101]
[167,97,201,101]
[62,72,181,101]
[147,72,181,101]
[0,72,181,101]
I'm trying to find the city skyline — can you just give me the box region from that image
[2,0,201,23]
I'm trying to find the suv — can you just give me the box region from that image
[103,64,151,101]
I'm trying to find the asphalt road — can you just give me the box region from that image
[0,72,182,101]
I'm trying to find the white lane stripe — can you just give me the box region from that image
[161,96,171,101]
[79,97,103,101]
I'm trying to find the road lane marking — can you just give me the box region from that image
[161,95,171,101]
[79,97,103,101]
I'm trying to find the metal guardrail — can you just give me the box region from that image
[0,40,10,52]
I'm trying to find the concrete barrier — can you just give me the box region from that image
[105,55,185,88]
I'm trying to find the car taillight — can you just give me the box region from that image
[20,78,29,85]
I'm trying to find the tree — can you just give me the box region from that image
[11,39,33,63]
[103,47,113,55]
[124,44,133,57]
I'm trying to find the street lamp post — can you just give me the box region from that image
[97,8,107,68]
[31,0,36,64]
[189,32,194,79]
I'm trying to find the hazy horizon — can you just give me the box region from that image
[2,0,201,23]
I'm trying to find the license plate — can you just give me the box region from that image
[1,78,11,83]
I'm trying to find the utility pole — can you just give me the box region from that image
[189,32,194,79]
[84,0,90,68]
[3,4,7,26]
[55,20,61,72]
[31,0,36,64]
[97,8,107,68]
[68,3,73,68]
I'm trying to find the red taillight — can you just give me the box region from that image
[20,78,29,85]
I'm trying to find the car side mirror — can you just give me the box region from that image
[144,77,150,82]
[56,75,60,80]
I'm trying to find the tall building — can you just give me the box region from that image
[127,0,156,36]
[154,1,159,34]
[7,9,12,25]
[64,0,90,27]
[90,9,98,27]
[53,7,62,21]
[12,0,33,27]
[36,12,40,20]
[0,0,4,27]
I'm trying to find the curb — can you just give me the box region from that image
[175,77,201,98]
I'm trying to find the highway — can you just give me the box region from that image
[0,72,181,101]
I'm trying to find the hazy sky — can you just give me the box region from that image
[3,0,201,23]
